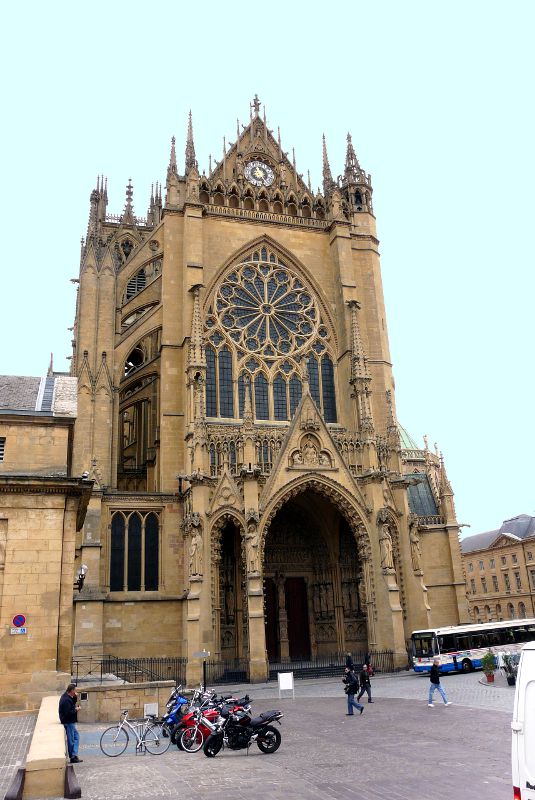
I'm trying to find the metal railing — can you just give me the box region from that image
[267,650,397,680]
[71,655,187,686]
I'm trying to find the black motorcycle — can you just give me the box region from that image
[203,706,283,757]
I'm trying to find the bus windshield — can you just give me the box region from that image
[412,633,437,658]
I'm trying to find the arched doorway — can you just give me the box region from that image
[262,490,367,662]
[217,519,247,661]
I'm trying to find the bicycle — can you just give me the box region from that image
[100,709,172,756]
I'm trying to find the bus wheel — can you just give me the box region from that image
[461,658,473,673]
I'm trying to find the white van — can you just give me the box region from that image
[512,641,535,799]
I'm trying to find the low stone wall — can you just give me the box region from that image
[23,695,65,799]
[78,680,176,723]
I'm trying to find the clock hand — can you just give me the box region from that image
[254,167,264,178]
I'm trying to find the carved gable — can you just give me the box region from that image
[259,389,368,513]
[209,470,242,514]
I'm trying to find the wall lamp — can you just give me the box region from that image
[74,564,88,592]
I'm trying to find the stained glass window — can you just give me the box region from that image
[206,346,217,416]
[255,373,269,420]
[127,513,142,591]
[110,514,125,591]
[229,441,237,473]
[210,444,216,476]
[308,355,321,407]
[238,373,246,417]
[144,513,159,591]
[218,346,234,417]
[321,356,337,422]
[289,375,302,417]
[273,375,288,420]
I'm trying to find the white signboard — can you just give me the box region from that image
[10,627,27,635]
[144,702,158,717]
[277,671,295,699]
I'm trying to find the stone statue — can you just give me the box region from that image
[292,450,303,465]
[379,524,395,572]
[225,583,235,622]
[189,529,203,576]
[319,452,330,467]
[409,518,422,573]
[303,440,318,466]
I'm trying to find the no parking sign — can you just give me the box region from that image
[11,613,27,635]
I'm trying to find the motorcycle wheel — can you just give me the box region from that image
[203,733,223,758]
[257,725,281,754]
[171,728,184,750]
[180,726,204,753]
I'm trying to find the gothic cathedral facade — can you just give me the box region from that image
[72,98,468,682]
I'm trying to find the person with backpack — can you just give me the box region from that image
[343,667,364,716]
[357,664,374,703]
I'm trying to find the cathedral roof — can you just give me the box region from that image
[398,423,421,450]
[405,473,439,517]
[0,375,77,417]
[461,514,535,553]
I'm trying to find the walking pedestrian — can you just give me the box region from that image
[357,663,374,703]
[345,651,355,670]
[59,683,83,763]
[343,667,364,716]
[428,658,452,707]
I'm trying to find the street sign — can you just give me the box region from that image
[192,650,210,658]
[10,627,27,635]
[12,614,26,628]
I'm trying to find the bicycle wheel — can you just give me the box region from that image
[180,726,204,753]
[100,726,129,757]
[144,725,172,755]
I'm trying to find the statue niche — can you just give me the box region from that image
[290,435,332,468]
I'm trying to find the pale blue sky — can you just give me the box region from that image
[1,1,533,536]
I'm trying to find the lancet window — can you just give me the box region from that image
[110,510,160,592]
[204,247,337,423]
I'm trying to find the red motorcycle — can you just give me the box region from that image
[178,694,252,752]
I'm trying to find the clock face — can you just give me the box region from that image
[244,160,275,187]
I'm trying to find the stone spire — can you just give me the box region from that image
[322,134,336,196]
[167,136,178,179]
[166,136,180,207]
[439,452,456,523]
[344,133,363,183]
[120,179,135,225]
[188,285,205,369]
[348,300,374,433]
[185,111,197,175]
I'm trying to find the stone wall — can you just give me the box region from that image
[77,680,176,722]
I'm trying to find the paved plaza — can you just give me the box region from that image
[0,672,513,800]
[0,714,35,798]
[72,671,512,800]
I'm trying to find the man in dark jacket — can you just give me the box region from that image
[357,665,374,703]
[428,658,452,707]
[343,667,364,716]
[59,684,83,763]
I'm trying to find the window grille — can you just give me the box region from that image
[0,437,5,461]
[254,374,269,420]
[125,268,146,300]
[110,511,160,592]
[218,347,234,417]
[273,375,288,420]
[206,346,217,416]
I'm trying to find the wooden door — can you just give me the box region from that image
[264,577,278,661]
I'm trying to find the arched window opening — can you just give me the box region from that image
[519,601,527,618]
[244,195,254,210]
[126,268,146,301]
[259,199,269,211]
[229,441,237,474]
[321,356,337,422]
[508,603,515,619]
[121,239,134,259]
[145,513,159,591]
[301,200,311,218]
[200,190,210,204]
[289,375,302,417]
[308,355,321,407]
[127,514,142,591]
[257,439,272,473]
[496,603,502,620]
[473,605,480,621]
[484,604,491,620]
[110,514,125,591]
[287,202,297,217]
[273,374,288,420]
[218,346,234,417]
[355,190,362,208]
[315,205,325,220]
[273,201,283,214]
[206,346,217,416]
[229,193,239,208]
[124,347,145,377]
[214,192,225,206]
[210,443,216,476]
[254,373,269,420]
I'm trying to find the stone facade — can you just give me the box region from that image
[71,97,468,683]
[461,514,535,622]
[0,375,92,710]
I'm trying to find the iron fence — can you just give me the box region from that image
[206,658,249,685]
[71,655,187,686]
[267,650,397,680]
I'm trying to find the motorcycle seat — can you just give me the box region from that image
[250,711,281,726]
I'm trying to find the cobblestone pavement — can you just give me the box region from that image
[73,671,513,800]
[0,714,36,798]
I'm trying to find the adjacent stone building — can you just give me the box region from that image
[461,514,535,623]
[70,97,468,683]
[0,373,92,710]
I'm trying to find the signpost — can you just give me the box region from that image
[10,614,27,636]
[193,650,211,689]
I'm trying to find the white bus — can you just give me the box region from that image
[411,618,535,673]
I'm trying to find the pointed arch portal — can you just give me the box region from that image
[262,489,368,661]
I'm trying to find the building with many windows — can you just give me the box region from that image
[70,97,468,683]
[461,514,535,622]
